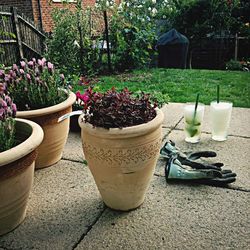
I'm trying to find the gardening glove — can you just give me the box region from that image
[160,141,236,186]
[165,156,237,186]
[160,140,223,170]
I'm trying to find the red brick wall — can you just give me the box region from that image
[31,0,41,28]
[38,0,121,33]
[0,0,122,33]
[38,0,98,33]
[0,0,34,20]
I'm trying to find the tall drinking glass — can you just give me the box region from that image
[184,103,205,143]
[210,101,233,141]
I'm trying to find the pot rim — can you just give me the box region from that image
[16,91,76,118]
[78,108,164,139]
[0,118,44,167]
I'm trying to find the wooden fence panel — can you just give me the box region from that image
[0,6,46,66]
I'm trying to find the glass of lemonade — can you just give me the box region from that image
[210,101,233,141]
[184,103,205,143]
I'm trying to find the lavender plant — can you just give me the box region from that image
[0,83,17,152]
[0,58,69,111]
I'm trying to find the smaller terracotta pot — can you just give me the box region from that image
[0,118,44,236]
[16,92,76,169]
[79,109,164,211]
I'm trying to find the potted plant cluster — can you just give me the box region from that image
[0,58,76,168]
[78,87,164,211]
[0,85,44,235]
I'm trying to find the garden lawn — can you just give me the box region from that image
[94,68,250,108]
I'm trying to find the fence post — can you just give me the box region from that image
[234,33,238,61]
[103,10,111,73]
[11,7,24,61]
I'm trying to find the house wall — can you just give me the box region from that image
[37,0,96,33]
[38,0,121,33]
[0,0,121,33]
[0,0,34,20]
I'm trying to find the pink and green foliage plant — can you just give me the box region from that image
[0,82,17,152]
[0,58,69,111]
[73,76,100,111]
[80,87,157,129]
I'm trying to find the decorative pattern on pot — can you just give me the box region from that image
[16,92,76,169]
[82,137,162,173]
[79,109,164,211]
[0,119,44,236]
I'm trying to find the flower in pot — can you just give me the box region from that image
[1,59,76,168]
[78,87,164,211]
[70,76,92,132]
[0,87,44,235]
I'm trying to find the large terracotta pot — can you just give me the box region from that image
[79,109,164,211]
[0,118,44,235]
[16,92,76,169]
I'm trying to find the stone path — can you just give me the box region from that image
[0,103,249,250]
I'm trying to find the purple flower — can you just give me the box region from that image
[26,73,31,83]
[9,70,16,79]
[0,99,7,108]
[0,70,5,79]
[4,75,10,84]
[12,64,18,72]
[32,58,36,63]
[20,61,26,68]
[47,62,54,73]
[60,74,65,81]
[41,58,46,65]
[38,59,43,66]
[5,95,11,104]
[0,83,6,93]
[35,77,40,83]
[38,59,44,72]
[12,103,17,116]
[28,61,34,68]
[20,69,25,75]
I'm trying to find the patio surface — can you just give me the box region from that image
[0,103,249,250]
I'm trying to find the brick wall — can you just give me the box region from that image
[0,0,34,20]
[31,0,41,28]
[0,0,121,33]
[38,0,98,33]
[38,0,121,33]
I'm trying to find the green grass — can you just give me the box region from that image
[93,68,250,108]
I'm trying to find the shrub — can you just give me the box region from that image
[225,59,243,71]
[46,6,100,76]
[108,1,159,71]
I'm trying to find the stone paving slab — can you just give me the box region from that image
[1,104,249,250]
[176,105,250,137]
[0,160,104,250]
[156,129,250,190]
[161,103,183,128]
[63,132,84,162]
[76,175,250,250]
